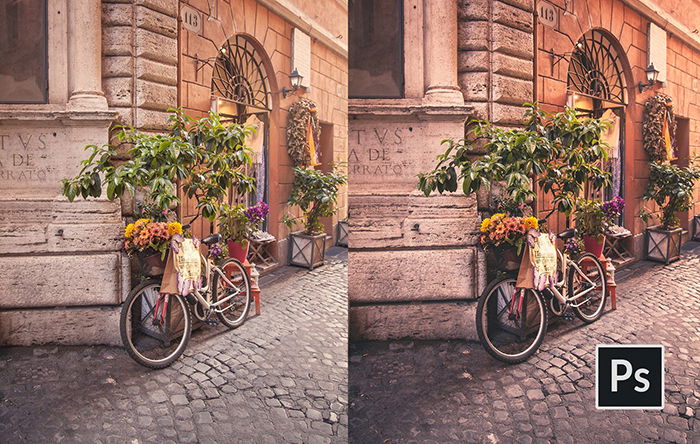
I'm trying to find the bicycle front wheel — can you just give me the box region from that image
[212,258,252,329]
[570,253,607,323]
[119,280,192,369]
[476,277,548,364]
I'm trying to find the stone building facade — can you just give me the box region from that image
[0,0,347,346]
[348,0,700,340]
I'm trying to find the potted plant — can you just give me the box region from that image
[573,196,624,257]
[218,201,269,263]
[336,218,348,247]
[418,104,611,218]
[480,213,539,271]
[283,166,348,269]
[62,109,257,227]
[640,162,700,263]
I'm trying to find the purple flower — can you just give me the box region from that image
[602,196,624,218]
[244,201,270,225]
[209,242,223,259]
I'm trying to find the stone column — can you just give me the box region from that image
[423,0,464,104]
[67,0,108,110]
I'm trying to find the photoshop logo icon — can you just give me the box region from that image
[596,345,664,409]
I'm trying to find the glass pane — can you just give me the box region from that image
[349,0,404,99]
[0,0,48,103]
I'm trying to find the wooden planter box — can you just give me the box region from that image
[692,215,700,242]
[336,221,348,247]
[289,231,326,270]
[645,225,683,264]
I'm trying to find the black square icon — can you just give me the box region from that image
[596,345,664,409]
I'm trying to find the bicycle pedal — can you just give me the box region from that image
[563,314,574,321]
[205,319,219,326]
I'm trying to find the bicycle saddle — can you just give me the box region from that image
[201,233,222,245]
[556,228,577,240]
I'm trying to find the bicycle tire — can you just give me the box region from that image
[119,280,192,369]
[569,253,607,323]
[476,276,548,364]
[211,258,252,329]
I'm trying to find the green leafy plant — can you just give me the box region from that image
[218,204,252,245]
[61,109,256,223]
[283,167,348,234]
[218,201,269,245]
[417,103,611,216]
[573,199,606,238]
[639,162,700,229]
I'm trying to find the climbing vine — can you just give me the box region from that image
[286,98,320,167]
[642,93,676,162]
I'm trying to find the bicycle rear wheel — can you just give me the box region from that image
[119,280,192,369]
[476,277,548,364]
[212,258,252,329]
[570,253,607,323]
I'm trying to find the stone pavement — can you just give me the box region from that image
[0,248,348,444]
[349,243,700,444]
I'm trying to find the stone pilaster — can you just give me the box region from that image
[423,0,464,104]
[68,0,108,110]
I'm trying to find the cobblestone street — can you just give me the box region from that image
[0,250,347,444]
[349,243,700,444]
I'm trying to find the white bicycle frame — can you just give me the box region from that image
[546,249,599,308]
[188,252,246,314]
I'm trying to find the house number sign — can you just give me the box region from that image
[538,1,558,28]
[181,5,202,34]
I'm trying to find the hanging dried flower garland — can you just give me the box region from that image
[286,98,321,167]
[642,93,676,162]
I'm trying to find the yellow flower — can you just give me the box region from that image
[523,216,539,230]
[168,222,183,236]
[124,223,135,238]
[491,213,506,221]
[135,218,151,226]
[480,218,492,232]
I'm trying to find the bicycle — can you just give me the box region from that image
[476,223,608,364]
[120,231,252,369]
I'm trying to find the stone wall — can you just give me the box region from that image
[102,0,179,130]
[458,0,535,125]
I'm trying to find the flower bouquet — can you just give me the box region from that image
[124,218,183,276]
[480,213,539,271]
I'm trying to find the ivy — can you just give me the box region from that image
[286,98,320,167]
[642,93,675,162]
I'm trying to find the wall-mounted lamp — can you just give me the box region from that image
[282,69,304,98]
[637,63,660,92]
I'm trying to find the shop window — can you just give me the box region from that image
[0,0,48,103]
[349,0,404,99]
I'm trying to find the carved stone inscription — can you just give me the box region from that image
[348,117,467,193]
[348,127,407,177]
[0,122,108,196]
[0,132,54,184]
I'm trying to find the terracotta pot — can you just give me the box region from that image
[227,240,249,263]
[140,251,167,277]
[583,235,605,258]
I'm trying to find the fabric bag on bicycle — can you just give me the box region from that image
[516,229,558,291]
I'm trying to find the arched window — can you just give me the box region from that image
[211,35,272,113]
[567,29,627,107]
